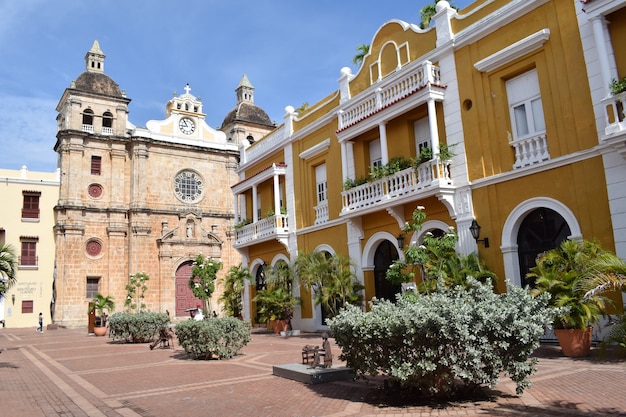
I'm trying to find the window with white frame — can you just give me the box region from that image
[315,164,327,204]
[413,117,431,158]
[506,69,545,140]
[369,139,382,169]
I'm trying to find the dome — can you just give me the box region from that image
[74,71,123,97]
[221,101,274,129]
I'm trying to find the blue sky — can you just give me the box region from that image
[0,0,472,172]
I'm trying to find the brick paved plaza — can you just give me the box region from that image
[0,326,625,417]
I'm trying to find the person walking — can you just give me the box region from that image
[36,312,43,333]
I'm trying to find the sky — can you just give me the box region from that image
[0,0,472,173]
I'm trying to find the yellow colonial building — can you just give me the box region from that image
[52,42,274,327]
[0,166,60,328]
[232,0,626,332]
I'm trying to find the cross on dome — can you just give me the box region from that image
[184,84,191,95]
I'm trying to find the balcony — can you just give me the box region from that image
[234,214,289,247]
[314,201,329,225]
[341,159,452,214]
[82,124,94,133]
[602,91,626,136]
[510,133,550,169]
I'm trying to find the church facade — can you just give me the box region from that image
[53,42,274,326]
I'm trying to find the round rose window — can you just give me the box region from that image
[86,239,102,257]
[88,184,103,198]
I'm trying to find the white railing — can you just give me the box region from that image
[234,214,289,245]
[82,124,94,133]
[314,201,329,225]
[601,91,626,136]
[245,126,286,163]
[510,133,550,169]
[102,126,113,135]
[338,61,441,130]
[341,160,452,213]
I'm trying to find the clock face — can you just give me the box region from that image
[174,170,203,203]
[179,118,195,135]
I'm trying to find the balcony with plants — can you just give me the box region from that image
[232,163,290,249]
[601,76,626,137]
[340,145,454,216]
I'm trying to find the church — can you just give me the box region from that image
[52,41,274,327]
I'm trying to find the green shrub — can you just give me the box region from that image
[108,312,170,343]
[328,279,556,398]
[175,317,251,360]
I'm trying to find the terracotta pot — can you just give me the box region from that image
[93,326,107,337]
[268,320,288,334]
[554,327,592,357]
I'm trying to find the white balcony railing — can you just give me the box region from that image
[338,61,441,131]
[102,126,113,135]
[314,201,329,225]
[510,133,550,169]
[601,91,626,136]
[341,160,452,214]
[234,214,289,245]
[82,124,94,133]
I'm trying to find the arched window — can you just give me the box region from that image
[517,207,571,287]
[102,111,113,128]
[82,109,94,125]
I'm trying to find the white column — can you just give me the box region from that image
[252,185,258,222]
[427,99,440,154]
[233,193,240,223]
[340,141,349,180]
[591,16,615,97]
[273,172,281,215]
[379,122,389,165]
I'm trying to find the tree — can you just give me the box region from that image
[125,272,150,313]
[419,0,459,30]
[386,206,496,293]
[295,251,364,319]
[253,260,298,323]
[0,243,17,298]
[89,293,115,327]
[190,254,222,315]
[353,44,370,67]
[219,264,251,318]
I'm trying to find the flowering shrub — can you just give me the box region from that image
[328,279,556,398]
[175,317,251,360]
[190,254,221,313]
[125,272,149,313]
[108,311,170,343]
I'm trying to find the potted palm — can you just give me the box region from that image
[529,240,626,357]
[89,293,115,337]
[253,261,298,334]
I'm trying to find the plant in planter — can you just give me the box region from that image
[190,254,221,316]
[529,239,626,357]
[253,260,299,333]
[609,76,626,96]
[89,293,115,336]
[219,264,252,318]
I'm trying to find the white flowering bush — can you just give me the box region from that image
[328,278,556,397]
[175,317,251,360]
[190,254,222,313]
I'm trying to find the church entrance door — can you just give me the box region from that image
[175,261,202,317]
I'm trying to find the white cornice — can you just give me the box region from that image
[474,29,551,73]
[299,138,331,160]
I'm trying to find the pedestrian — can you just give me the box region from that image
[36,312,43,333]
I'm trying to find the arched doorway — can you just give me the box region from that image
[175,261,202,317]
[254,264,266,321]
[374,240,401,301]
[517,207,571,287]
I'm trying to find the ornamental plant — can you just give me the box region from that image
[125,272,150,313]
[108,311,170,343]
[175,317,251,359]
[190,254,222,315]
[328,278,557,398]
[219,264,251,318]
[386,206,496,293]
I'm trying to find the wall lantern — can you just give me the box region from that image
[11,294,15,305]
[469,219,490,248]
[396,233,405,249]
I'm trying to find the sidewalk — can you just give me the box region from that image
[0,326,624,417]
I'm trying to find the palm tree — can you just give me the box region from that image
[419,0,459,30]
[219,264,251,318]
[0,243,17,298]
[89,293,115,327]
[353,44,370,67]
[295,252,364,319]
